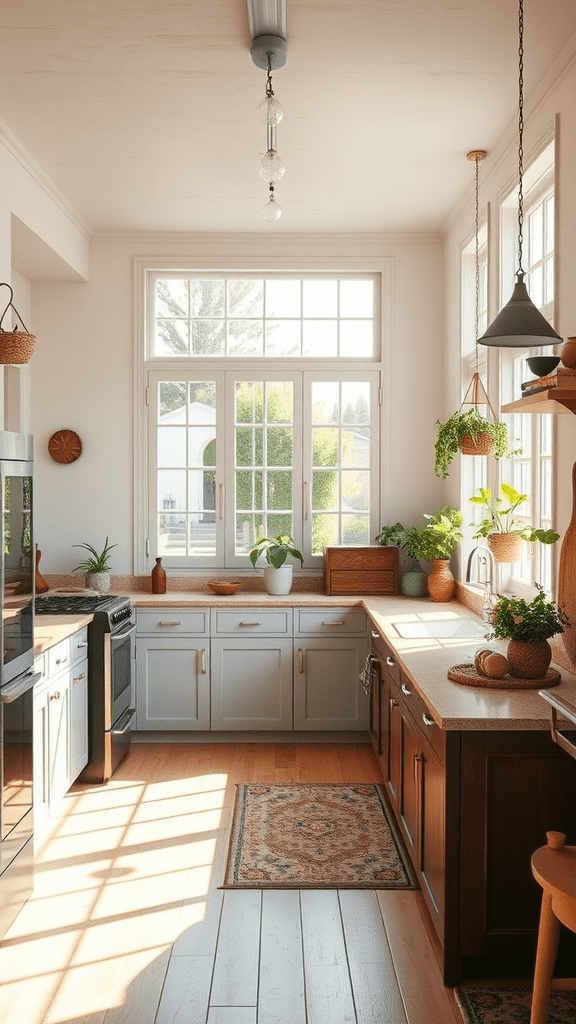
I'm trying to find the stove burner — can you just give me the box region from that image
[35,593,123,615]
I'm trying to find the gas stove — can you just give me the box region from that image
[35,593,133,630]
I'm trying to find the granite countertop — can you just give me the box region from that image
[34,613,94,657]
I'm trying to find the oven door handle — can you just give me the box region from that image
[110,622,136,643]
[1,670,42,704]
[113,707,136,735]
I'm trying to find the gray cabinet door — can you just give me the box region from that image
[136,637,210,730]
[293,637,369,730]
[210,637,293,730]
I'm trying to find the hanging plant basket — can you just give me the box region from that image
[459,432,494,456]
[488,532,523,563]
[0,283,36,364]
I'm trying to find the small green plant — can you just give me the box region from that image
[248,534,304,570]
[375,522,405,546]
[406,506,464,560]
[434,408,519,479]
[72,537,117,574]
[469,484,560,544]
[486,585,569,643]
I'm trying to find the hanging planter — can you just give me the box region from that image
[434,407,517,479]
[0,283,36,365]
[459,431,494,456]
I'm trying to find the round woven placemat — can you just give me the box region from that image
[447,663,561,690]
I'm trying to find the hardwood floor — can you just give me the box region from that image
[0,743,463,1024]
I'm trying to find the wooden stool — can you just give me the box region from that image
[530,831,576,1023]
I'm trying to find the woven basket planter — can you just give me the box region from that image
[427,558,455,602]
[488,532,523,563]
[459,432,494,456]
[507,639,552,679]
[0,283,35,364]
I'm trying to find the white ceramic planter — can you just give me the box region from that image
[86,571,111,593]
[263,564,293,595]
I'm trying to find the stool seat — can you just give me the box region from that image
[530,832,576,1024]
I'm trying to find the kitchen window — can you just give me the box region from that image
[137,266,385,573]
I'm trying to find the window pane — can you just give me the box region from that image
[342,514,370,545]
[341,382,370,424]
[312,428,339,467]
[545,258,554,306]
[267,427,292,466]
[342,429,370,467]
[303,279,337,317]
[312,513,339,554]
[529,205,543,265]
[236,427,263,467]
[228,320,263,356]
[266,382,293,423]
[159,514,186,556]
[312,382,339,423]
[265,279,301,317]
[191,321,225,355]
[340,279,374,317]
[303,320,337,357]
[155,320,189,356]
[236,470,263,511]
[265,320,300,356]
[340,320,373,357]
[189,515,215,556]
[189,381,216,412]
[342,470,370,510]
[158,470,186,512]
[236,381,263,423]
[228,279,263,317]
[268,470,292,508]
[312,469,338,509]
[191,279,224,316]
[546,196,554,253]
[160,382,186,421]
[156,279,188,317]
[158,427,186,467]
[528,267,543,309]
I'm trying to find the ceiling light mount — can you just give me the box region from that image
[250,33,287,70]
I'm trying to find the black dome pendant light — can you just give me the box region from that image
[478,0,562,348]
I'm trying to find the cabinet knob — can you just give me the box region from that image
[49,691,61,700]
[73,673,87,683]
[390,698,399,709]
[401,683,412,697]
[386,656,395,668]
[371,630,380,639]
[422,713,435,727]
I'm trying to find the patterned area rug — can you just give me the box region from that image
[221,782,418,889]
[456,986,576,1023]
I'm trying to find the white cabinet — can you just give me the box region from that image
[135,610,210,730]
[293,610,368,731]
[33,626,89,821]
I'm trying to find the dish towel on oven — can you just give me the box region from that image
[360,654,379,697]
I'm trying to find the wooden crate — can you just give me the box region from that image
[323,545,399,596]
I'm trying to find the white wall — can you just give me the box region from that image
[30,233,445,574]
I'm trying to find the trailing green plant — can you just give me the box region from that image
[248,534,304,570]
[486,585,569,643]
[72,537,117,574]
[434,408,519,479]
[469,483,560,544]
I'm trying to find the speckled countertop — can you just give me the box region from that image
[33,590,576,732]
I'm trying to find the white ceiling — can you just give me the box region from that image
[2,0,576,237]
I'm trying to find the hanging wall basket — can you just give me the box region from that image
[0,283,36,365]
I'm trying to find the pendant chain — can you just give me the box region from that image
[517,0,525,275]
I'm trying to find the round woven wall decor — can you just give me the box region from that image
[48,429,82,464]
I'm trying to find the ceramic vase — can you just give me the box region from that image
[507,639,552,679]
[488,532,523,563]
[560,337,576,370]
[151,557,167,594]
[427,559,455,602]
[86,571,111,593]
[263,564,293,595]
[401,570,428,597]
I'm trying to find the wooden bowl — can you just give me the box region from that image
[206,581,241,596]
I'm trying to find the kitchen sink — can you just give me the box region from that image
[391,619,488,639]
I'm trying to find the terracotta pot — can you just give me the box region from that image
[427,559,455,602]
[507,639,552,679]
[459,432,493,457]
[560,337,576,370]
[488,532,522,563]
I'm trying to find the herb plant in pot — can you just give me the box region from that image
[434,408,517,479]
[406,506,464,602]
[486,585,569,679]
[73,537,117,593]
[248,534,304,595]
[469,484,560,563]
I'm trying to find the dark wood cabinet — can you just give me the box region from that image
[370,627,576,985]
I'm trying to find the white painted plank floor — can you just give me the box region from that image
[0,743,463,1024]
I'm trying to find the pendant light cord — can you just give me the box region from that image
[517,0,524,276]
[474,153,480,374]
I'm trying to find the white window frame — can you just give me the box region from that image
[134,259,391,575]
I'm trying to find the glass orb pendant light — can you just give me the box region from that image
[478,0,562,348]
[263,183,282,222]
[255,51,285,222]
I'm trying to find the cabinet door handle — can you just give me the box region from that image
[401,683,412,697]
[386,656,395,668]
[239,621,263,626]
[49,691,61,701]
[199,648,207,674]
[371,630,380,639]
[422,713,435,727]
[158,621,183,627]
[390,698,399,709]
[298,648,304,673]
[324,620,344,626]
[413,752,423,780]
[77,642,88,649]
[73,673,86,683]
[55,657,68,666]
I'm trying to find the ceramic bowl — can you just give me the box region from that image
[526,356,560,378]
[206,581,241,595]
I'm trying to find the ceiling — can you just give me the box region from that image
[2,0,576,237]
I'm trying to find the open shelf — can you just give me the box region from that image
[501,387,576,414]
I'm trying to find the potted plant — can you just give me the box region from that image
[405,507,463,602]
[375,522,405,547]
[248,534,304,595]
[73,537,117,593]
[469,484,560,563]
[434,408,518,479]
[486,585,569,678]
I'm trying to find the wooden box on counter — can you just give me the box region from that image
[323,545,399,596]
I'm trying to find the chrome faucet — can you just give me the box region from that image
[466,545,497,623]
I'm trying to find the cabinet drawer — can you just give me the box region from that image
[48,638,71,677]
[328,569,397,596]
[398,674,445,761]
[71,627,89,666]
[136,609,209,634]
[211,608,292,635]
[295,607,367,636]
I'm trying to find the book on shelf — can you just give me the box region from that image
[521,365,576,395]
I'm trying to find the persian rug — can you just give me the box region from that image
[456,985,576,1023]
[221,782,418,889]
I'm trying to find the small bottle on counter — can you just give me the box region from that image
[151,557,167,594]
